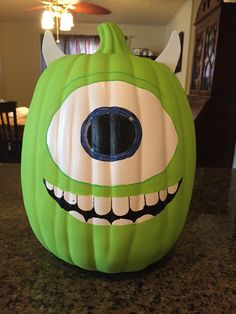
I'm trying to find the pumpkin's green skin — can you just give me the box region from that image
[21,23,196,273]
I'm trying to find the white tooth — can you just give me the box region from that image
[135,214,154,224]
[69,211,85,222]
[112,219,133,226]
[78,195,93,211]
[54,186,63,198]
[159,189,168,201]
[64,191,77,205]
[87,217,110,225]
[112,197,129,216]
[129,195,145,211]
[145,192,159,206]
[94,197,111,215]
[46,181,53,190]
[168,183,178,194]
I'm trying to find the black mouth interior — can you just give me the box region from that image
[44,179,182,224]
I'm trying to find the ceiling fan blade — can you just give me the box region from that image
[25,6,45,11]
[73,2,111,15]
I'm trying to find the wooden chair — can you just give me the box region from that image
[0,101,21,162]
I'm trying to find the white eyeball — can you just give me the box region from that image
[47,81,178,186]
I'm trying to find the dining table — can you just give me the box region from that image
[0,164,235,313]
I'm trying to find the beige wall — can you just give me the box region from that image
[0,38,4,98]
[0,21,165,107]
[0,22,41,106]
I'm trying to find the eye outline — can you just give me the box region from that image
[46,81,179,186]
[80,106,142,162]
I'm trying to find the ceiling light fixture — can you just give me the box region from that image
[41,0,77,43]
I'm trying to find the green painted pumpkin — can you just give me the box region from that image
[21,22,195,273]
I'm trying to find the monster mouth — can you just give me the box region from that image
[44,179,182,226]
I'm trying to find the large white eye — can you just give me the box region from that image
[47,81,178,186]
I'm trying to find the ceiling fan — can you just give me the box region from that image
[27,0,111,15]
[27,0,111,42]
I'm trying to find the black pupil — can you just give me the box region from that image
[87,114,136,156]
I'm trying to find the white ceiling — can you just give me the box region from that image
[0,0,186,26]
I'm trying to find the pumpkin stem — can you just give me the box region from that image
[96,22,131,55]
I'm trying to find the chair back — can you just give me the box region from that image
[0,101,21,162]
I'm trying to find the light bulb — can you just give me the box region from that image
[41,10,54,30]
[60,12,74,31]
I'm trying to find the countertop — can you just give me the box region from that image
[0,164,235,314]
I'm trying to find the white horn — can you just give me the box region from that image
[156,31,181,72]
[42,30,65,66]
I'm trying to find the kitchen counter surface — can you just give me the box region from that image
[0,164,235,314]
